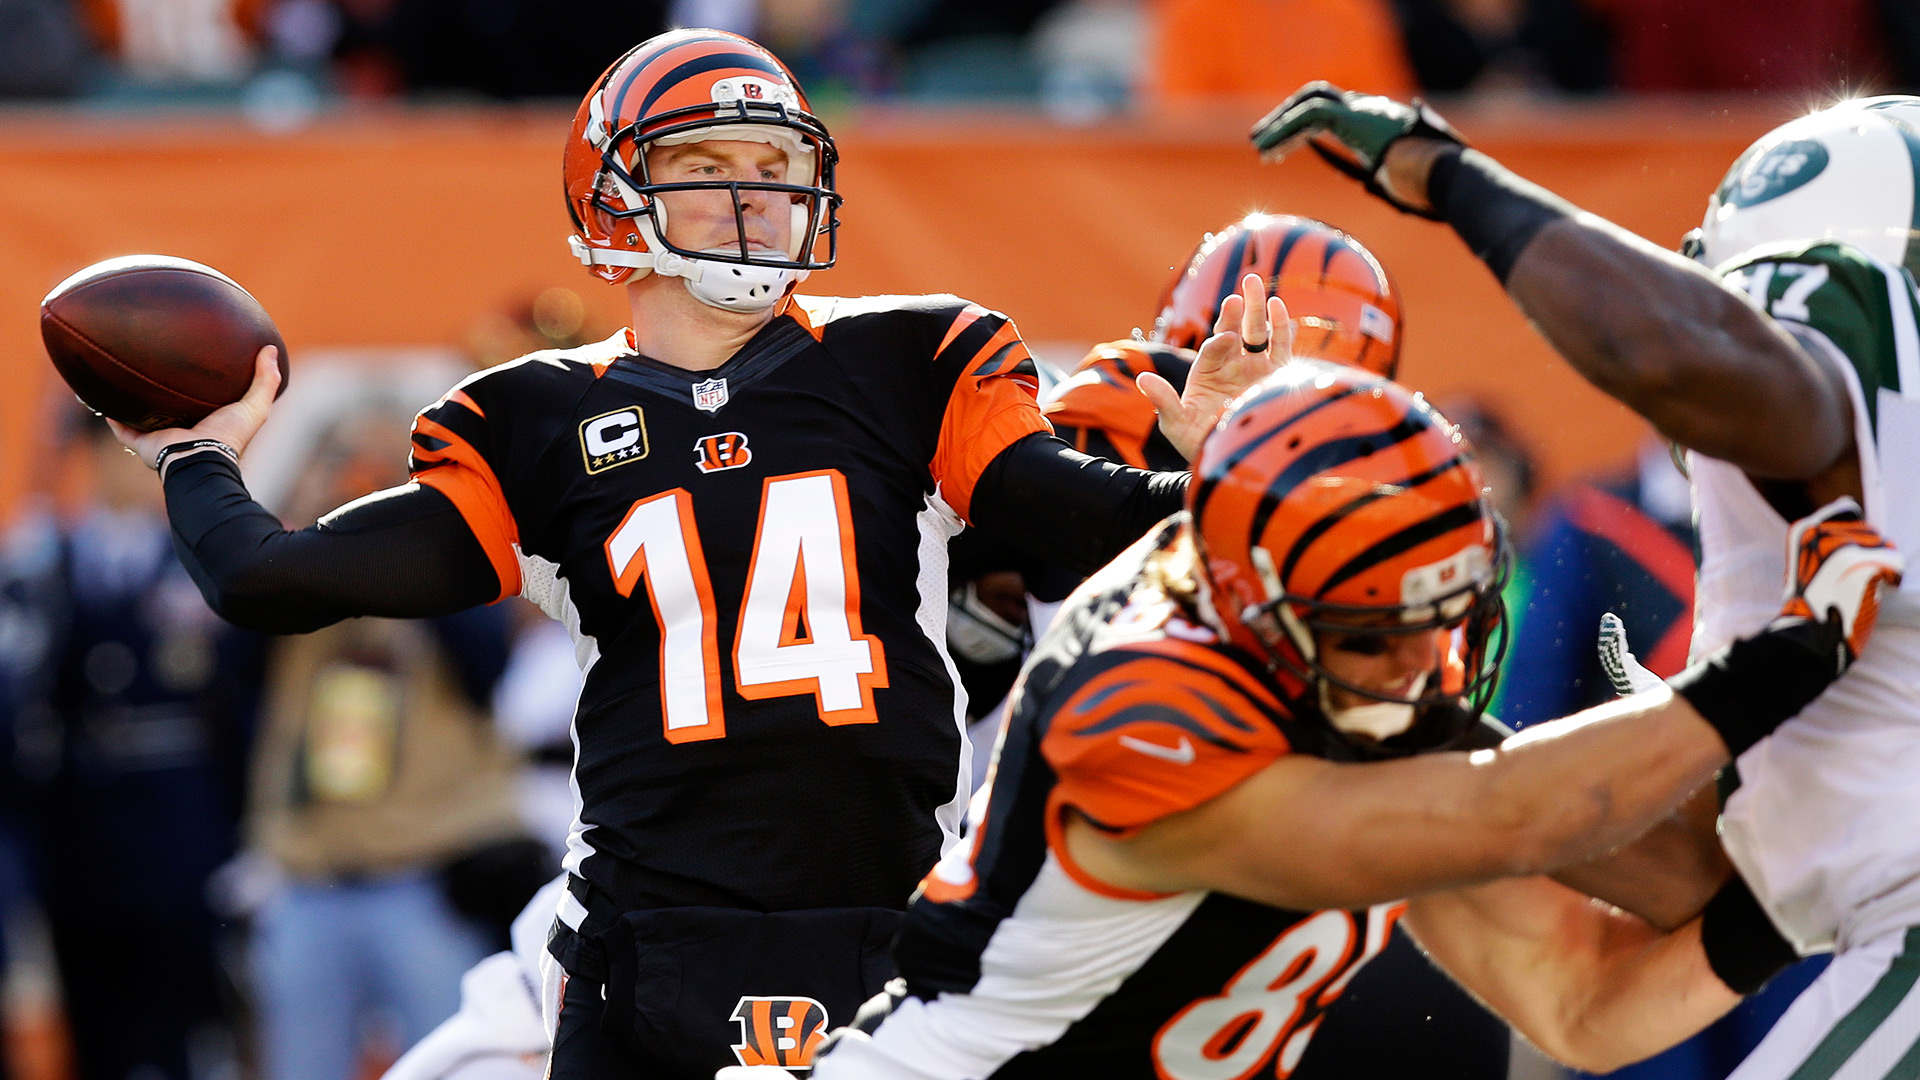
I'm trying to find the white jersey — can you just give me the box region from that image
[1695,240,1920,954]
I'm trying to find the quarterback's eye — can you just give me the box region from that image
[1322,632,1392,657]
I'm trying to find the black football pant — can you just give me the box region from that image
[552,976,673,1080]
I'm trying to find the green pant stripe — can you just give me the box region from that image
[1881,1024,1920,1080]
[1787,929,1920,1080]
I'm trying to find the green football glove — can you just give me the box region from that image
[1249,82,1467,220]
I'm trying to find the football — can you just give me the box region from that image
[40,254,289,433]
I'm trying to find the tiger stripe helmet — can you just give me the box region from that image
[1153,214,1402,377]
[563,29,840,301]
[1189,361,1507,724]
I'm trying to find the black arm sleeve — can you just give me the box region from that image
[967,433,1189,577]
[163,452,502,634]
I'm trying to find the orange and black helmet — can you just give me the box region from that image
[1153,214,1402,377]
[1189,362,1507,727]
[562,29,840,285]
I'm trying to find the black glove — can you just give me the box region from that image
[1249,81,1467,219]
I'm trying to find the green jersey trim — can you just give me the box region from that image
[1719,240,1920,433]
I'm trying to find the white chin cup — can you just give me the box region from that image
[652,247,800,313]
[1320,674,1426,741]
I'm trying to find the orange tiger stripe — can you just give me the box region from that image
[930,318,1051,523]
[409,415,521,600]
[1041,651,1290,839]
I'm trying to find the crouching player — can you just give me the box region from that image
[744,363,1899,1079]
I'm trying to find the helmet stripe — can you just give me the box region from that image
[635,50,791,120]
[1239,412,1432,553]
[1205,229,1254,331]
[1191,382,1369,512]
[608,34,740,120]
[1315,501,1484,599]
[1274,453,1466,585]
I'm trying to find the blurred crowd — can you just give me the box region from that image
[0,0,1915,114]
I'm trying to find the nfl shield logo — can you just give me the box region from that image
[692,377,730,413]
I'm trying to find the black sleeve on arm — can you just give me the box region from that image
[1428,147,1579,285]
[967,433,1188,576]
[164,452,502,634]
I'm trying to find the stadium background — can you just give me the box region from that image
[0,2,1915,1080]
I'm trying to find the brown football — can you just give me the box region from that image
[40,255,289,433]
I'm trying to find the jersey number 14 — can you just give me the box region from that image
[605,469,889,743]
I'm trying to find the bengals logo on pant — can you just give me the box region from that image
[695,431,753,473]
[730,996,829,1070]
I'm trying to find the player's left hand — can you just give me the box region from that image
[1775,497,1904,667]
[1250,82,1466,219]
[1597,612,1665,696]
[1142,272,1288,463]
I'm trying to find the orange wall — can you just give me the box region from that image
[0,101,1790,518]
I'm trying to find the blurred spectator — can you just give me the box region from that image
[5,418,255,1080]
[1032,0,1146,121]
[1582,0,1894,93]
[260,0,665,98]
[0,0,95,96]
[1389,0,1610,92]
[88,0,258,82]
[243,411,538,1080]
[488,608,581,862]
[1147,0,1414,104]
[462,287,599,372]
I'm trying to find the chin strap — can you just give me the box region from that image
[568,235,800,313]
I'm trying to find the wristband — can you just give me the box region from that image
[1700,874,1797,995]
[155,439,239,481]
[1667,619,1845,759]
[1437,149,1578,284]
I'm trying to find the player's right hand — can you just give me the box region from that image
[109,345,282,469]
[1249,82,1466,219]
[1772,497,1903,670]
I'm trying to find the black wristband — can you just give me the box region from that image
[1439,149,1578,284]
[1668,619,1846,759]
[1700,874,1798,995]
[155,438,238,480]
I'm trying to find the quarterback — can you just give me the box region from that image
[1258,85,1920,1079]
[768,364,1899,1080]
[109,29,1279,1080]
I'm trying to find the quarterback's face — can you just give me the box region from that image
[1312,623,1447,710]
[644,139,794,257]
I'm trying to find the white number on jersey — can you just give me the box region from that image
[1151,904,1401,1080]
[1741,261,1832,323]
[604,470,888,742]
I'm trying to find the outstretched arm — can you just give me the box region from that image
[1250,87,1854,481]
[1067,501,1898,911]
[113,348,501,633]
[163,454,500,633]
[1403,875,1738,1074]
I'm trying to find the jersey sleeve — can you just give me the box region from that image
[1720,240,1920,432]
[927,302,1054,523]
[409,384,522,601]
[1039,647,1290,838]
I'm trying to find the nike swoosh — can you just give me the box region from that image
[1118,734,1196,765]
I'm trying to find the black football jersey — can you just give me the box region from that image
[407,294,1051,940]
[816,522,1403,1080]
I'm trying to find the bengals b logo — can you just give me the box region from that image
[730,996,829,1071]
[695,431,752,473]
